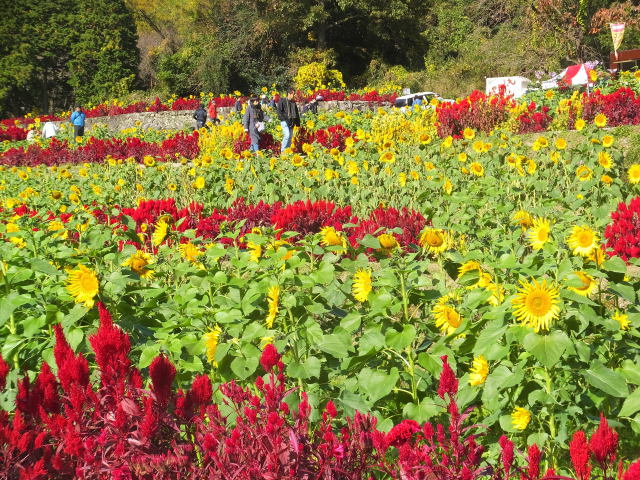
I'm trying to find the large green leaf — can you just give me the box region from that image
[584,362,628,398]
[619,388,640,417]
[357,367,399,404]
[522,331,570,368]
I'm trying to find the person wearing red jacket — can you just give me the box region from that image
[208,100,219,125]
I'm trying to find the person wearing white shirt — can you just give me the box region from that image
[42,121,58,139]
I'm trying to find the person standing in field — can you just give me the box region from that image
[276,89,300,153]
[193,103,207,129]
[243,96,265,153]
[42,121,58,139]
[70,106,86,138]
[207,100,219,125]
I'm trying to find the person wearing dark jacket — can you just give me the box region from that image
[302,95,323,115]
[235,96,243,113]
[243,96,265,152]
[193,104,207,129]
[276,89,300,153]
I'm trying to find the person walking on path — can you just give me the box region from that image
[193,104,207,129]
[70,106,86,138]
[207,100,219,125]
[276,89,300,153]
[243,96,265,153]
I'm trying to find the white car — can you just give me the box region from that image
[393,91,453,108]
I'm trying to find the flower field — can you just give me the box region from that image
[2,74,640,478]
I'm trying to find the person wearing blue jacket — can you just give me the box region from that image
[70,107,86,138]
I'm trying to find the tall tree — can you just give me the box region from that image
[68,0,140,104]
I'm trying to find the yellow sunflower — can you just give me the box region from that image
[598,151,614,170]
[512,210,533,230]
[179,242,202,264]
[377,233,398,254]
[567,225,598,257]
[568,271,597,297]
[527,217,551,250]
[472,141,485,153]
[122,251,154,278]
[463,127,475,140]
[613,311,630,331]
[66,265,99,308]
[469,162,484,177]
[555,138,567,150]
[458,260,483,288]
[433,294,462,335]
[602,135,614,148]
[469,355,489,386]
[193,176,205,189]
[152,219,170,246]
[601,174,613,186]
[204,325,222,364]
[419,228,452,255]
[588,246,606,267]
[594,113,607,128]
[512,278,561,332]
[352,269,372,303]
[628,164,640,184]
[512,407,531,430]
[576,165,593,181]
[265,285,280,328]
[575,118,586,131]
[320,226,347,252]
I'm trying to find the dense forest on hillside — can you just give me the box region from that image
[1,0,639,116]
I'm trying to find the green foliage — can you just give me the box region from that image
[67,0,139,105]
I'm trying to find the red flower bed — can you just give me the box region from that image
[0,125,28,141]
[14,198,428,253]
[581,87,640,126]
[436,90,514,138]
[604,196,640,262]
[0,132,200,166]
[0,309,637,479]
[293,124,356,152]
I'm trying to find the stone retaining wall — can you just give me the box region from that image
[51,101,385,133]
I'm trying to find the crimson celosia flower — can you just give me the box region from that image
[0,354,9,391]
[437,355,458,399]
[589,414,618,468]
[190,374,213,407]
[260,344,281,372]
[149,354,176,406]
[386,420,420,447]
[570,430,591,480]
[53,324,89,393]
[527,443,542,480]
[499,435,514,478]
[324,401,337,419]
[37,362,60,414]
[89,302,131,393]
[604,197,640,262]
[624,459,640,480]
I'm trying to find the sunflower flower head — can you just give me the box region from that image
[613,311,630,331]
[433,293,462,335]
[469,355,489,386]
[352,269,372,303]
[320,226,347,253]
[527,217,551,250]
[512,407,531,430]
[204,326,222,365]
[152,219,170,246]
[512,278,561,332]
[568,271,597,297]
[567,225,598,257]
[419,228,453,255]
[265,285,280,328]
[66,265,99,308]
[122,250,154,278]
